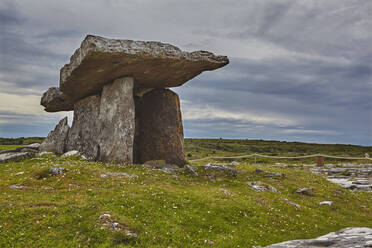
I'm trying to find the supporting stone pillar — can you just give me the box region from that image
[39,117,70,154]
[66,95,101,160]
[98,77,135,163]
[135,89,185,166]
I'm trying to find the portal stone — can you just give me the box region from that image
[66,95,101,160]
[135,89,185,166]
[98,77,135,163]
[39,117,70,154]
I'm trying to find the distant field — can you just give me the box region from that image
[1,137,370,164]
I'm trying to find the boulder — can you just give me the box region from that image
[265,227,372,248]
[59,35,229,102]
[0,152,34,164]
[41,87,74,112]
[39,117,70,154]
[66,95,101,159]
[98,77,135,163]
[135,89,185,166]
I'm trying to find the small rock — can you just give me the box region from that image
[62,150,80,157]
[99,213,111,220]
[220,188,232,196]
[203,163,238,177]
[264,172,285,178]
[229,161,240,167]
[15,171,25,175]
[319,201,333,206]
[282,197,301,209]
[41,186,55,190]
[22,143,41,150]
[38,151,54,156]
[248,181,280,193]
[0,152,34,164]
[254,168,264,173]
[296,188,313,195]
[184,164,198,176]
[49,167,68,176]
[100,172,137,178]
[9,185,27,190]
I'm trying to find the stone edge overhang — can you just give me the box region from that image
[60,35,229,85]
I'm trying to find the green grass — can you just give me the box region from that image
[0,152,371,247]
[0,145,22,150]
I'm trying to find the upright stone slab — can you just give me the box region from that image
[135,89,185,166]
[66,95,101,160]
[39,117,70,154]
[98,77,135,163]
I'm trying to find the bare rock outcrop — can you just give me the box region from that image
[39,117,70,154]
[265,227,372,248]
[135,89,185,166]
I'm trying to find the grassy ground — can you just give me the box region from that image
[0,150,371,247]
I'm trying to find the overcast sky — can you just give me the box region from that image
[0,0,371,145]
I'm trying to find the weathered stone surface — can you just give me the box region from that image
[98,77,135,163]
[41,87,74,112]
[59,35,229,102]
[0,152,34,164]
[39,117,70,154]
[66,95,101,160]
[202,163,238,177]
[265,227,372,248]
[135,89,185,166]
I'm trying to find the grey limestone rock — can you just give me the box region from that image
[203,163,238,177]
[0,152,34,164]
[264,227,372,248]
[135,89,185,166]
[59,35,229,102]
[39,117,70,154]
[98,77,135,163]
[41,87,74,112]
[66,95,101,160]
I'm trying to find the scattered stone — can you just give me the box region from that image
[264,172,285,178]
[0,152,34,164]
[229,161,240,167]
[248,181,280,193]
[264,227,372,248]
[38,151,54,156]
[39,117,70,155]
[254,168,264,173]
[100,172,137,178]
[220,188,232,196]
[62,150,80,157]
[281,197,301,209]
[49,167,68,176]
[15,171,25,175]
[41,186,55,190]
[203,163,238,177]
[99,213,138,237]
[205,240,216,245]
[319,201,333,206]
[41,87,74,112]
[184,164,198,176]
[296,188,314,195]
[22,143,41,150]
[9,185,28,190]
[68,184,81,189]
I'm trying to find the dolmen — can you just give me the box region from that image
[40,35,229,166]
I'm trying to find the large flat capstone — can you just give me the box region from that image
[59,35,229,102]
